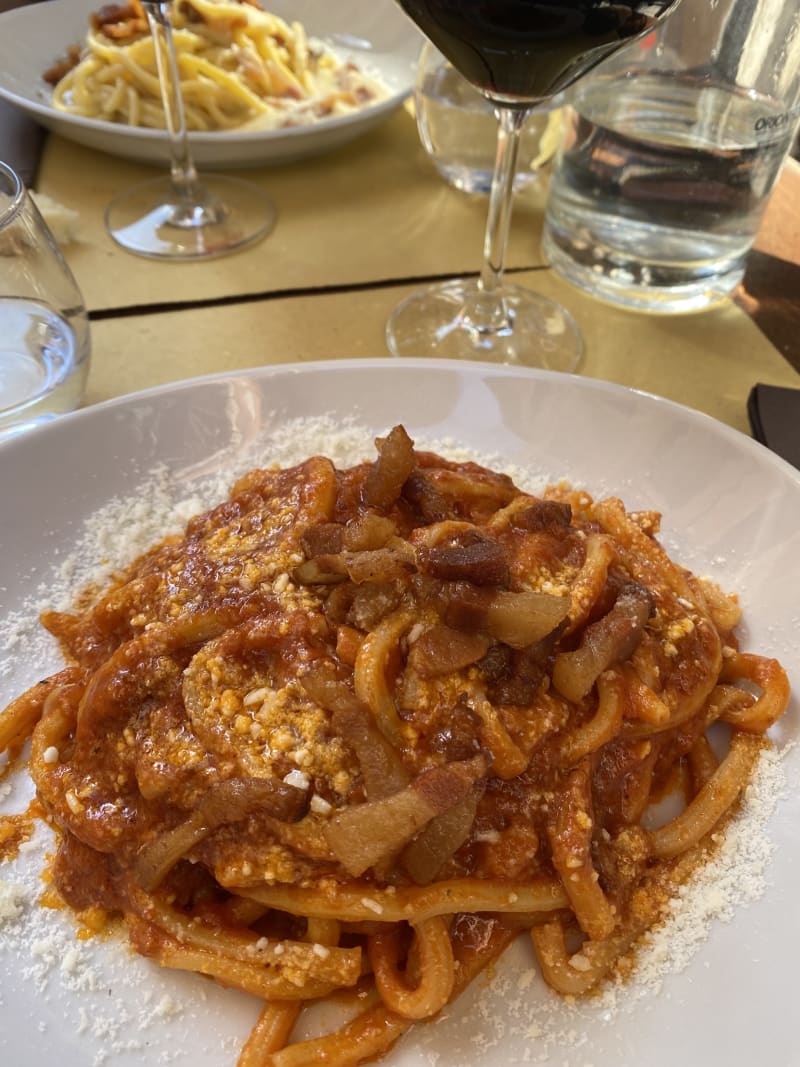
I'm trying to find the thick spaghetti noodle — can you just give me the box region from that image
[0,426,790,1066]
[44,0,390,132]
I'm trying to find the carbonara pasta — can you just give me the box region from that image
[0,426,790,1067]
[44,0,390,132]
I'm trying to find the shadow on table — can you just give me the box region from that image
[736,251,800,374]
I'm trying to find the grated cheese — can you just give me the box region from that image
[0,879,26,923]
[282,769,310,791]
[360,897,384,915]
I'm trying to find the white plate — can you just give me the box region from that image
[0,0,422,168]
[1,359,798,1067]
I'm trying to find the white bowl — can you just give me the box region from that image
[0,0,422,168]
[1,359,799,1067]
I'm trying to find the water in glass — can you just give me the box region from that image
[0,163,90,437]
[543,72,797,312]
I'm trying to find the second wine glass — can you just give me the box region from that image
[387,0,683,368]
[105,0,275,260]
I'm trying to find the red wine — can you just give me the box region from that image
[396,0,680,101]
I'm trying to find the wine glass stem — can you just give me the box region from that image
[479,106,528,298]
[142,1,200,198]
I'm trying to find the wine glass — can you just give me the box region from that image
[387,0,682,368]
[105,1,275,261]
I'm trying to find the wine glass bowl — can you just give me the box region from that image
[387,0,682,367]
[397,0,675,101]
[105,1,275,261]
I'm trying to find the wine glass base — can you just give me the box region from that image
[105,174,276,260]
[385,279,583,371]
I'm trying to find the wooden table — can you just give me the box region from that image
[25,106,796,440]
[2,84,798,437]
[0,0,797,378]
[736,158,800,372]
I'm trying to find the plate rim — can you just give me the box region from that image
[2,357,798,490]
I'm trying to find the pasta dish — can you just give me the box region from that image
[0,426,790,1066]
[43,0,391,132]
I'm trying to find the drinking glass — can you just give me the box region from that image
[0,161,90,438]
[415,41,562,196]
[105,1,275,260]
[387,0,682,368]
[542,0,800,313]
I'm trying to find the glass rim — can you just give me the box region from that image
[0,160,26,229]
